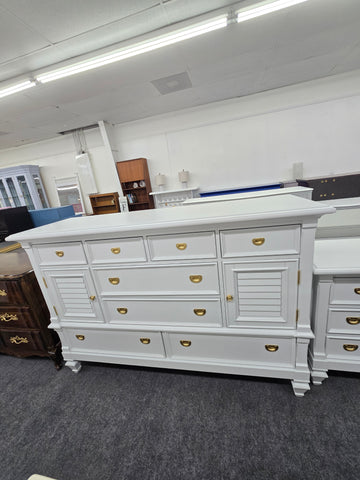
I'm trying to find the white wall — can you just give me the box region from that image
[0,69,359,214]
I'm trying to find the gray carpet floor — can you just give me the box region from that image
[1,354,360,480]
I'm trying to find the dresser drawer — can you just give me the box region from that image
[64,328,165,358]
[166,333,295,367]
[93,263,220,295]
[0,329,46,352]
[85,237,146,264]
[103,298,222,327]
[0,306,35,329]
[330,278,360,305]
[35,242,87,266]
[327,310,360,334]
[220,225,300,258]
[147,232,216,261]
[326,337,360,361]
[0,279,26,305]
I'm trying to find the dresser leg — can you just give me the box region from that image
[311,370,328,385]
[65,360,82,373]
[291,380,311,397]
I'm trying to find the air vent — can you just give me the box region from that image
[151,72,192,95]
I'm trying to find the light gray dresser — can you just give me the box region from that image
[310,237,360,384]
[8,195,333,396]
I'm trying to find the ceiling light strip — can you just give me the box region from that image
[36,15,228,83]
[237,0,309,23]
[0,80,36,98]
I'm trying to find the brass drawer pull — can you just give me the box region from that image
[140,337,150,345]
[190,275,202,283]
[10,336,29,345]
[252,238,265,246]
[0,289,7,296]
[354,288,360,295]
[55,251,64,257]
[346,317,360,325]
[176,243,187,250]
[117,307,128,315]
[194,308,206,316]
[265,344,279,352]
[180,340,192,347]
[111,247,121,254]
[76,335,85,341]
[108,277,120,285]
[0,313,18,322]
[343,344,358,352]
[226,295,233,302]
[89,295,96,301]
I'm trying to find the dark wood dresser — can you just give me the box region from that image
[0,247,63,368]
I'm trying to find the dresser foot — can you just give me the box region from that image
[65,360,82,373]
[291,380,311,397]
[311,370,328,385]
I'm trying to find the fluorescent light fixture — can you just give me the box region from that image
[36,15,228,83]
[0,80,35,98]
[236,0,309,23]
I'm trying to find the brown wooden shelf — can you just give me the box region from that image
[116,158,154,212]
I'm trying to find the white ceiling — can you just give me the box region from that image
[0,0,360,150]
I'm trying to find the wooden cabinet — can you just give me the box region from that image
[0,248,62,368]
[8,196,334,395]
[310,237,360,385]
[89,192,120,215]
[116,158,154,211]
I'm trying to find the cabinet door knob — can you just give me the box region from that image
[176,243,187,250]
[55,251,64,257]
[140,337,150,344]
[354,288,360,295]
[0,289,7,296]
[117,308,128,315]
[346,317,360,325]
[343,344,358,352]
[111,247,121,254]
[0,313,18,322]
[226,295,233,302]
[89,295,96,301]
[252,238,265,246]
[76,335,85,341]
[189,275,202,283]
[10,336,29,345]
[108,277,120,285]
[194,308,206,316]
[265,344,279,352]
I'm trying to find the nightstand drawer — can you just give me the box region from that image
[103,298,222,327]
[330,279,360,305]
[64,328,165,358]
[166,333,295,367]
[93,263,220,295]
[220,225,300,257]
[35,242,86,266]
[147,232,216,261]
[328,310,360,334]
[85,237,146,264]
[0,306,35,328]
[0,330,45,352]
[326,337,360,360]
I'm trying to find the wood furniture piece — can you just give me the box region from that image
[310,237,360,384]
[89,192,120,215]
[0,248,62,368]
[0,165,49,210]
[116,158,154,211]
[8,195,333,396]
[150,187,199,208]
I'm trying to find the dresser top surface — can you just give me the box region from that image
[0,248,32,278]
[6,195,334,244]
[314,237,360,275]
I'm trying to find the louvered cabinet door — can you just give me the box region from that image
[223,260,298,328]
[42,269,103,323]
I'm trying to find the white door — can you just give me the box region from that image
[223,259,298,328]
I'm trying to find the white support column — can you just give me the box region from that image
[98,120,123,197]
